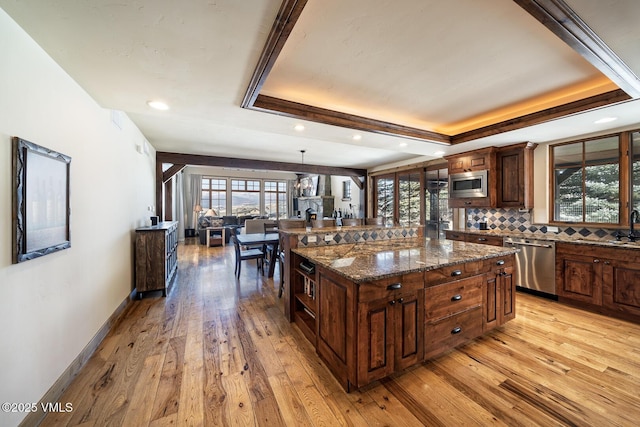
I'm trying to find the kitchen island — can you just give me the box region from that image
[289,237,518,391]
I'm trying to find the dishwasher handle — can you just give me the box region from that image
[507,241,553,249]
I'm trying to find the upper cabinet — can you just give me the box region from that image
[497,142,537,209]
[446,143,537,209]
[447,147,495,174]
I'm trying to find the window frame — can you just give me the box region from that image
[549,131,632,227]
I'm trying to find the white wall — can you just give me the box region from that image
[0,9,155,427]
[331,175,362,217]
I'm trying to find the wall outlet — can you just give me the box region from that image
[546,226,559,233]
[307,235,317,243]
[324,234,334,241]
[467,214,473,221]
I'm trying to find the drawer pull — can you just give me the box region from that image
[387,283,402,290]
[451,294,462,302]
[451,270,462,277]
[451,327,462,335]
[496,259,505,266]
[477,238,487,241]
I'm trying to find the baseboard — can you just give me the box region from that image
[19,292,135,427]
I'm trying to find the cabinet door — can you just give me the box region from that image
[557,253,602,305]
[501,266,515,323]
[483,273,499,332]
[497,149,524,207]
[394,290,424,371]
[357,298,395,387]
[602,259,640,317]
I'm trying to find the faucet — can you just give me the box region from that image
[629,209,640,241]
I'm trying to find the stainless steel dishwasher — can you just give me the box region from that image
[503,236,556,298]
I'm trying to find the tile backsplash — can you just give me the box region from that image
[467,208,621,241]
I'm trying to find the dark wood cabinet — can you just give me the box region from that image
[135,221,178,298]
[300,251,516,391]
[557,242,640,322]
[446,143,537,208]
[445,230,503,247]
[483,263,515,332]
[424,274,483,359]
[356,283,424,387]
[447,148,494,174]
[496,142,536,209]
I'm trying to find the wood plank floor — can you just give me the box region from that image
[41,239,640,426]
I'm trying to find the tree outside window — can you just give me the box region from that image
[552,135,619,224]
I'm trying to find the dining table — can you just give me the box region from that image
[236,232,280,278]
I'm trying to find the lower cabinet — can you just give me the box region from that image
[356,287,424,387]
[557,242,640,321]
[484,262,515,332]
[311,254,516,391]
[135,221,178,298]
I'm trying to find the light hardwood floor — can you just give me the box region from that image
[41,239,640,426]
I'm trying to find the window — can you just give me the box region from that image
[374,174,395,226]
[264,180,288,219]
[231,179,261,216]
[342,180,351,201]
[201,177,226,215]
[632,131,640,210]
[552,135,620,224]
[398,171,422,227]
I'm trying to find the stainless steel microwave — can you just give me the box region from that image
[449,170,488,198]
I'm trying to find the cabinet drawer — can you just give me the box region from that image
[466,234,504,247]
[424,306,482,360]
[425,260,491,286]
[425,275,483,320]
[358,272,424,302]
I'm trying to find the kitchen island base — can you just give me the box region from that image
[290,247,516,391]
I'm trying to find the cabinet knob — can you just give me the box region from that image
[451,327,462,335]
[451,294,462,302]
[604,261,611,265]
[397,298,404,304]
[389,300,396,305]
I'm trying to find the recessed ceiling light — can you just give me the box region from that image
[434,151,445,157]
[594,117,617,124]
[399,142,408,147]
[294,124,305,131]
[147,100,169,110]
[352,134,362,141]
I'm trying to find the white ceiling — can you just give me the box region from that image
[1,0,639,170]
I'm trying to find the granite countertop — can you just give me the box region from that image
[292,238,517,283]
[453,228,640,249]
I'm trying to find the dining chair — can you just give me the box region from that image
[262,221,279,275]
[311,219,336,228]
[341,218,363,226]
[365,217,384,225]
[232,234,264,278]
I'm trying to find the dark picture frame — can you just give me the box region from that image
[12,137,71,263]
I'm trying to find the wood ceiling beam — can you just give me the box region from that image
[513,0,640,98]
[241,0,635,149]
[241,0,308,108]
[156,152,367,178]
[252,95,451,144]
[162,164,186,183]
[451,89,630,144]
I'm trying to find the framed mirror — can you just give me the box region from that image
[12,137,71,263]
